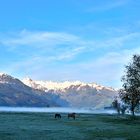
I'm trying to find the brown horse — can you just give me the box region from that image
[55,113,61,119]
[68,113,76,119]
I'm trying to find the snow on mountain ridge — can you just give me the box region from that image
[0,73,20,84]
[0,73,115,92]
[22,77,115,92]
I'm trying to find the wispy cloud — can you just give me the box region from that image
[0,30,80,49]
[0,29,140,88]
[1,29,139,64]
[0,30,89,60]
[1,30,139,53]
[87,0,129,12]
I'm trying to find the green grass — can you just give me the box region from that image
[0,112,139,140]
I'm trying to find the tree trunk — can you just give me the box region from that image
[117,108,120,115]
[131,107,135,117]
[132,110,135,116]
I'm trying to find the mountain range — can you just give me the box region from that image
[0,73,117,109]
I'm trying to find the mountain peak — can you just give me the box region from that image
[0,73,20,85]
[23,77,33,82]
[0,72,9,76]
[0,72,13,78]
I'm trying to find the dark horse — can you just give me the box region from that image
[68,113,76,119]
[55,113,61,119]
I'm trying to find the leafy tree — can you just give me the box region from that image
[119,54,140,117]
[112,98,121,115]
[120,104,127,115]
[112,98,128,115]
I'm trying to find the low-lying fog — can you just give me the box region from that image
[0,107,116,114]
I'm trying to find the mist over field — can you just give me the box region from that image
[0,107,116,114]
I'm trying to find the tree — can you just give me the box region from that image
[112,98,127,115]
[120,104,127,115]
[112,98,121,115]
[119,54,140,117]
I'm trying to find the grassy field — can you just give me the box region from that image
[0,112,139,140]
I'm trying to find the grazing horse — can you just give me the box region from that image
[68,113,76,120]
[55,113,61,119]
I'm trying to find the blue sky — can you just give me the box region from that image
[0,0,140,88]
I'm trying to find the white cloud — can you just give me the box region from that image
[1,30,139,54]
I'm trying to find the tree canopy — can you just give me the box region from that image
[119,54,140,116]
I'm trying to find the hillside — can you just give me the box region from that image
[0,73,117,108]
[23,78,117,109]
[0,73,61,107]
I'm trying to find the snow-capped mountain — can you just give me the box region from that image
[22,77,115,92]
[22,78,117,109]
[0,73,65,107]
[0,73,117,108]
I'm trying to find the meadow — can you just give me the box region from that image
[0,112,139,140]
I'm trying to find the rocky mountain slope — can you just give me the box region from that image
[0,73,117,108]
[23,78,117,109]
[0,73,65,107]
